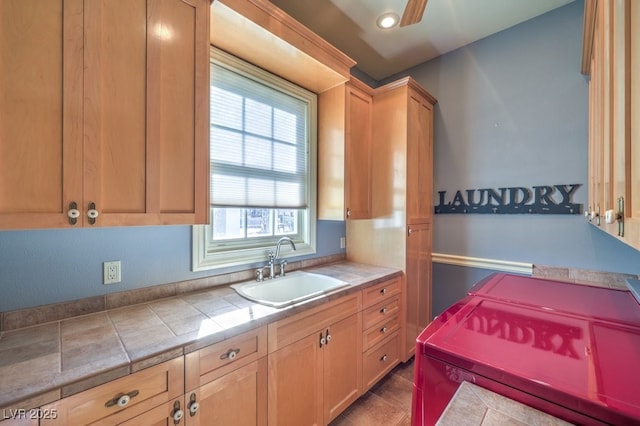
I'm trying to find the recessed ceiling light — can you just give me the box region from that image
[376,12,399,29]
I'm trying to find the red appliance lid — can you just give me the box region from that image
[422,274,640,421]
[468,273,640,326]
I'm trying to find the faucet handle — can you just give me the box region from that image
[279,259,288,277]
[256,269,264,282]
[267,249,275,262]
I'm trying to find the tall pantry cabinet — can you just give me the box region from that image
[347,77,436,361]
[0,0,209,230]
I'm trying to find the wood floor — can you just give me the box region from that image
[330,358,415,426]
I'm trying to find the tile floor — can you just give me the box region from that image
[330,358,415,426]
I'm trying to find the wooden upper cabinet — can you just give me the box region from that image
[584,0,640,251]
[0,0,209,230]
[0,0,82,229]
[406,88,434,223]
[318,78,373,220]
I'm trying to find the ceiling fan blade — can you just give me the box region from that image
[400,0,428,27]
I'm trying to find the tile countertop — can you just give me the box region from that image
[0,261,401,410]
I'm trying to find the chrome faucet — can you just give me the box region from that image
[256,237,297,281]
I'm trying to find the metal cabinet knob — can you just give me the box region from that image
[67,202,80,225]
[189,401,199,415]
[67,209,80,219]
[380,327,387,334]
[172,400,184,425]
[380,307,388,314]
[87,202,99,224]
[117,395,130,407]
[173,409,184,422]
[220,348,240,361]
[380,355,388,362]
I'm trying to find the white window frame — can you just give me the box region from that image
[192,48,317,272]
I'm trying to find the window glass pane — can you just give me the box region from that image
[247,208,273,237]
[245,99,272,137]
[212,208,245,240]
[274,109,297,144]
[211,127,242,165]
[274,141,297,173]
[275,209,297,235]
[210,58,312,209]
[245,135,272,169]
[211,87,243,130]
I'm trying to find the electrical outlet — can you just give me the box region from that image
[340,237,346,249]
[103,261,121,285]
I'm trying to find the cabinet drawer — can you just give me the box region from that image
[362,278,401,308]
[362,296,400,330]
[41,357,183,425]
[363,315,400,351]
[185,326,267,391]
[362,333,399,391]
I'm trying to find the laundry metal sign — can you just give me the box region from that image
[435,184,582,215]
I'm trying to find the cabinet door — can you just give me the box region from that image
[406,89,433,223]
[323,314,362,424]
[187,358,267,426]
[344,83,372,220]
[83,0,208,227]
[405,222,432,359]
[119,399,185,426]
[268,333,323,426]
[0,0,83,229]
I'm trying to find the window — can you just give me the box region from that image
[193,48,317,271]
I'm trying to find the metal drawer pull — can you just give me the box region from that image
[220,348,240,360]
[380,307,388,314]
[105,390,139,408]
[380,355,388,362]
[172,400,184,425]
[380,326,388,334]
[380,288,387,295]
[87,202,99,225]
[67,202,80,225]
[189,393,199,417]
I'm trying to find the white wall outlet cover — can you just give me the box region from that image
[103,261,122,284]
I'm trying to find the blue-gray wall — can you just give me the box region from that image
[0,221,346,312]
[383,0,640,314]
[4,1,640,315]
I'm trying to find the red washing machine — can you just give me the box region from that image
[412,273,640,425]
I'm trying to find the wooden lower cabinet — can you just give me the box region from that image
[405,222,432,359]
[361,278,402,392]
[267,294,362,426]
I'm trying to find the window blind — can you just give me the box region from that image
[210,62,309,209]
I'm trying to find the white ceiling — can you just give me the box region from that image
[269,0,577,81]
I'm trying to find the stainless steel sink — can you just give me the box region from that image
[231,271,349,308]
